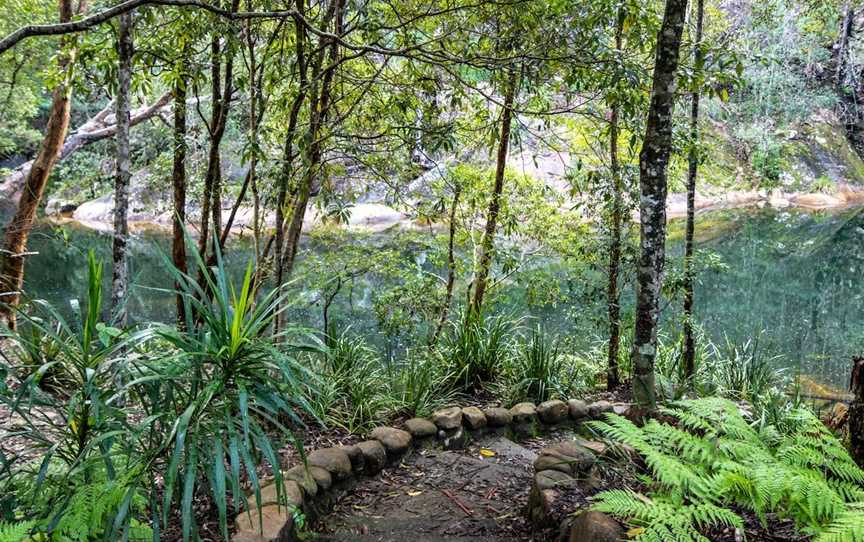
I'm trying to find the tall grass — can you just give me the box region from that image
[442,312,518,392]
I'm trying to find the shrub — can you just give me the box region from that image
[504,326,593,403]
[442,312,517,392]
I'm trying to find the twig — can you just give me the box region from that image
[440,488,473,517]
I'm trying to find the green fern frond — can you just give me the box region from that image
[0,521,34,542]
[814,504,864,542]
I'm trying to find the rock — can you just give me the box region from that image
[247,480,304,509]
[566,511,624,542]
[510,402,537,424]
[370,426,412,456]
[567,399,589,420]
[308,448,352,480]
[534,442,595,476]
[283,466,318,497]
[432,406,462,430]
[537,400,569,424]
[339,444,364,470]
[441,427,469,450]
[404,417,437,437]
[462,406,487,429]
[612,402,631,416]
[356,440,387,473]
[483,407,513,427]
[573,438,607,456]
[306,466,332,491]
[534,469,577,491]
[234,504,295,541]
[527,486,559,526]
[588,400,614,419]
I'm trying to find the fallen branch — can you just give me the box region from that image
[440,489,473,517]
[0,92,171,203]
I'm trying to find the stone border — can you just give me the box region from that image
[231,398,629,541]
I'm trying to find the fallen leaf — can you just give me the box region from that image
[479,448,496,457]
[407,490,423,496]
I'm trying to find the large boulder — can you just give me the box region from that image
[370,426,412,456]
[537,400,569,424]
[308,448,352,480]
[432,406,463,430]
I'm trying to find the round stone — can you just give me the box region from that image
[370,426,412,455]
[339,444,364,470]
[567,511,624,542]
[510,402,537,424]
[535,469,577,491]
[462,406,487,429]
[537,400,569,424]
[356,439,387,473]
[567,399,589,420]
[246,479,304,509]
[308,447,352,480]
[432,406,463,430]
[234,504,294,541]
[483,407,513,427]
[588,400,614,419]
[404,417,437,437]
[283,466,318,497]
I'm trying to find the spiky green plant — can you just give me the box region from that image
[442,312,517,392]
[154,234,321,541]
[505,326,588,403]
[590,398,864,542]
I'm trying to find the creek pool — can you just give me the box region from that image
[11,205,864,390]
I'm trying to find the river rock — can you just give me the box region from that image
[356,440,387,473]
[534,469,577,491]
[404,417,437,438]
[234,504,295,541]
[567,399,589,420]
[589,400,614,419]
[432,406,463,430]
[305,465,332,491]
[510,402,537,424]
[339,444,364,470]
[370,426,412,455]
[308,448,352,480]
[483,407,513,427]
[247,480,304,509]
[566,511,624,542]
[537,400,569,424]
[462,406,487,429]
[534,442,595,476]
[283,466,318,497]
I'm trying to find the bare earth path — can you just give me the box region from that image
[312,432,562,541]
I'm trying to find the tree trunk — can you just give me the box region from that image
[683,0,704,379]
[0,93,171,209]
[631,0,689,408]
[0,0,80,329]
[849,357,864,466]
[469,68,517,317]
[430,185,461,346]
[836,1,854,88]
[111,10,134,327]
[607,7,625,391]
[171,60,188,328]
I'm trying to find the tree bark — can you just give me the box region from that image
[849,357,864,466]
[171,59,188,328]
[836,1,854,88]
[607,7,625,391]
[683,0,704,379]
[111,10,134,326]
[0,93,171,208]
[430,185,461,346]
[469,68,517,317]
[631,0,689,408]
[0,0,80,329]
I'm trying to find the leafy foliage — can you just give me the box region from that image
[590,398,864,542]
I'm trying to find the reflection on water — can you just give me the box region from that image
[14,206,864,389]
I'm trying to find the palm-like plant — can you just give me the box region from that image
[155,234,321,541]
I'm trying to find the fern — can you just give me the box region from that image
[591,398,864,541]
[0,522,34,542]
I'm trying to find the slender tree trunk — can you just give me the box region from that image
[469,68,517,317]
[0,0,79,329]
[607,8,625,391]
[430,186,461,346]
[849,357,864,466]
[683,0,704,379]
[836,1,854,88]
[111,10,133,326]
[172,59,188,328]
[631,0,689,408]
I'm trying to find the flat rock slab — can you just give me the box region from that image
[312,434,538,541]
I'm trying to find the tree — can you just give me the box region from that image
[631,0,690,408]
[111,10,134,326]
[0,0,83,329]
[683,0,705,378]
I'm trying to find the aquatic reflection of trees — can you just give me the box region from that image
[693,208,864,388]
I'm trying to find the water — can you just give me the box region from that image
[12,206,864,390]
